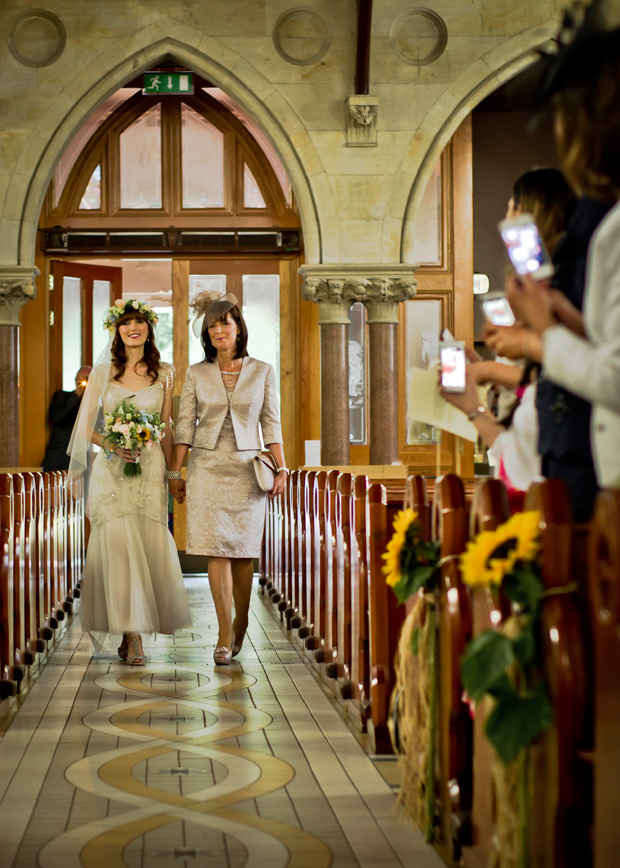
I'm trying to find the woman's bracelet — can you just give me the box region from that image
[467,405,487,422]
[166,470,182,480]
[276,466,289,475]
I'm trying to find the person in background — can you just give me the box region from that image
[485,21,619,517]
[42,366,92,472]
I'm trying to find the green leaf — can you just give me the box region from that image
[503,563,543,612]
[511,620,536,667]
[485,682,553,764]
[487,673,515,701]
[461,631,515,702]
[410,627,420,656]
[392,576,414,605]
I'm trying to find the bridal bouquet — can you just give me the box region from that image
[100,397,166,476]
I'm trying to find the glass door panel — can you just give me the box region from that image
[242,273,280,403]
[187,274,227,366]
[62,277,82,390]
[348,301,366,444]
[92,279,112,363]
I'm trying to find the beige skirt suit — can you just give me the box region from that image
[175,357,283,557]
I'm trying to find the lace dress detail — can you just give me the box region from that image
[81,363,192,636]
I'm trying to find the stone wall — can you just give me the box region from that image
[0,0,563,278]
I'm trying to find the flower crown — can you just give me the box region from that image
[103,299,159,333]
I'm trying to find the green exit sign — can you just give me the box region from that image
[143,72,194,94]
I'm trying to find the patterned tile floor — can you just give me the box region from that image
[0,577,444,868]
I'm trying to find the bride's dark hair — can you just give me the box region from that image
[111,311,160,383]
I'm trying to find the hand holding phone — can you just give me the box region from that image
[482,294,515,326]
[440,341,466,393]
[498,213,553,280]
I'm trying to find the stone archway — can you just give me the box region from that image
[4,25,330,272]
[385,22,560,262]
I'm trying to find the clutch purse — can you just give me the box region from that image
[253,452,278,491]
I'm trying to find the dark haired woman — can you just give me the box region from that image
[500,25,620,493]
[69,299,190,665]
[169,291,287,665]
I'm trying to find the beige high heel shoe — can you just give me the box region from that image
[126,635,146,666]
[213,633,235,666]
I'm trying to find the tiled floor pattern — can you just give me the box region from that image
[0,577,444,868]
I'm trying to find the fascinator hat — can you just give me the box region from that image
[529,0,619,109]
[190,290,239,338]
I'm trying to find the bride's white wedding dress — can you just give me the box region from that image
[80,366,191,635]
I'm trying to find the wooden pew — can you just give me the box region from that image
[332,473,353,690]
[315,469,339,672]
[433,474,472,856]
[11,474,33,675]
[23,473,45,658]
[344,474,371,725]
[462,479,510,868]
[366,481,406,753]
[525,479,589,868]
[0,476,18,698]
[290,469,308,631]
[589,488,620,868]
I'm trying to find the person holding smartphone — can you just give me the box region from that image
[487,22,620,501]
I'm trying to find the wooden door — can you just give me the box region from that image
[49,262,122,394]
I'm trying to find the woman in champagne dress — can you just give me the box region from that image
[169,291,287,666]
[69,299,191,665]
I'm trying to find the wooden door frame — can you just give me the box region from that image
[49,261,122,395]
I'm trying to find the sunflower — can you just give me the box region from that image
[382,508,418,587]
[460,510,541,588]
[500,510,541,564]
[136,427,150,442]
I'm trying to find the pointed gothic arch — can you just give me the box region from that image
[6,31,328,266]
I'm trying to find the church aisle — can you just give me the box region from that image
[0,577,443,868]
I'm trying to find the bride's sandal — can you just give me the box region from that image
[117,634,129,661]
[126,635,147,666]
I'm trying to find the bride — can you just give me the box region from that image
[68,299,191,665]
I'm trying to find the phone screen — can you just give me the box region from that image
[482,297,515,326]
[440,344,466,392]
[500,219,552,278]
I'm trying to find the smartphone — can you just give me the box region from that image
[482,294,515,326]
[440,341,466,392]
[498,213,554,280]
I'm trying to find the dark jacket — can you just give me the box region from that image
[537,196,613,519]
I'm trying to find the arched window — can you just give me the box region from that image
[46,88,297,229]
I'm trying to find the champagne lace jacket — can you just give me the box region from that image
[174,357,283,450]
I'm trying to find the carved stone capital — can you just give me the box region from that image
[301,275,351,324]
[300,264,416,324]
[0,266,39,325]
[346,95,379,147]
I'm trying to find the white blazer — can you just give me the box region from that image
[175,357,282,451]
[544,199,620,486]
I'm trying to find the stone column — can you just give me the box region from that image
[347,272,416,465]
[301,271,351,465]
[301,265,416,467]
[0,267,38,467]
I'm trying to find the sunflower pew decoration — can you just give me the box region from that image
[460,510,553,867]
[382,508,442,604]
[383,509,442,841]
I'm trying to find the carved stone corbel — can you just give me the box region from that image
[346,95,379,147]
[0,266,39,325]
